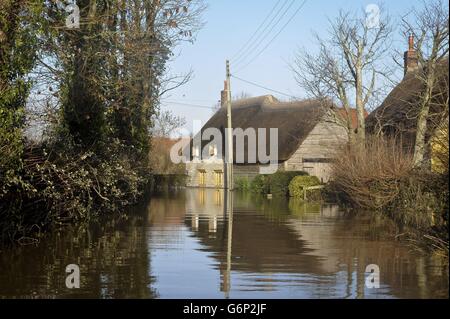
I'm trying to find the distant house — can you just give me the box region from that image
[366,35,449,169]
[186,88,361,187]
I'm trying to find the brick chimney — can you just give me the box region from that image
[404,34,419,76]
[220,80,229,108]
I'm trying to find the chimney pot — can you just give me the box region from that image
[408,34,414,51]
[404,34,418,76]
[220,80,229,108]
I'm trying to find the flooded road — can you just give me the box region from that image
[0,189,448,298]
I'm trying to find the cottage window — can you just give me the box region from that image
[198,169,206,186]
[214,170,223,187]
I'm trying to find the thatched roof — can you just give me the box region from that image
[366,58,449,147]
[192,95,329,163]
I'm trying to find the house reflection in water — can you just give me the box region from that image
[181,188,448,299]
[1,189,446,298]
[185,188,233,296]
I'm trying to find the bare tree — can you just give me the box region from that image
[401,0,449,166]
[292,7,392,146]
[151,110,186,137]
[149,109,187,174]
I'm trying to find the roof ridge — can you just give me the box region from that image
[231,95,278,108]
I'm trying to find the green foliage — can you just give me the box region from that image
[235,177,251,191]
[0,0,205,243]
[269,171,308,196]
[288,175,321,199]
[382,171,448,232]
[0,139,150,242]
[152,174,187,192]
[250,171,308,196]
[0,0,42,203]
[250,174,270,194]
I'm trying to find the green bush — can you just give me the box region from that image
[235,177,250,191]
[0,139,150,243]
[250,174,270,194]
[250,171,308,196]
[289,175,321,199]
[268,171,307,196]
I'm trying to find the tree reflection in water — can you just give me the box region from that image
[0,204,156,298]
[183,189,448,299]
[0,189,448,299]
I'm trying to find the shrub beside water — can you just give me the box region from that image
[269,171,308,196]
[235,177,251,191]
[288,175,321,199]
[250,174,270,194]
[330,137,415,210]
[329,136,449,254]
[0,140,149,243]
[250,171,308,196]
[152,174,186,192]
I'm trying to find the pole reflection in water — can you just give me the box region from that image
[0,188,447,299]
[221,189,234,298]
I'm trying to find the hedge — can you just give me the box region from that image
[288,175,321,199]
[250,171,308,196]
[235,177,251,191]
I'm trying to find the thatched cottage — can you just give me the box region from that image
[366,35,449,169]
[186,86,360,188]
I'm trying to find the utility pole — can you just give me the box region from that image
[224,61,234,297]
[225,60,234,190]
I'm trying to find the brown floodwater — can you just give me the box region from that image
[0,188,448,298]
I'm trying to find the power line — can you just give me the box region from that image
[233,0,290,65]
[162,100,216,110]
[231,74,298,99]
[235,0,307,73]
[165,97,218,103]
[231,0,284,62]
[233,0,295,68]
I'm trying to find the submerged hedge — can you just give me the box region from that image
[250,171,308,196]
[288,175,321,199]
[0,139,150,244]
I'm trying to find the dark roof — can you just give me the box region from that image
[194,95,328,162]
[366,58,449,143]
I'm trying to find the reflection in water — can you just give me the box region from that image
[224,189,233,298]
[0,189,448,298]
[0,203,156,298]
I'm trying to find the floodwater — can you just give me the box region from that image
[0,189,448,299]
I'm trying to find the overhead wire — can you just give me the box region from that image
[230,0,283,62]
[232,0,295,67]
[231,74,299,100]
[234,0,308,73]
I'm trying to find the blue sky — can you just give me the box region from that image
[162,0,427,135]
